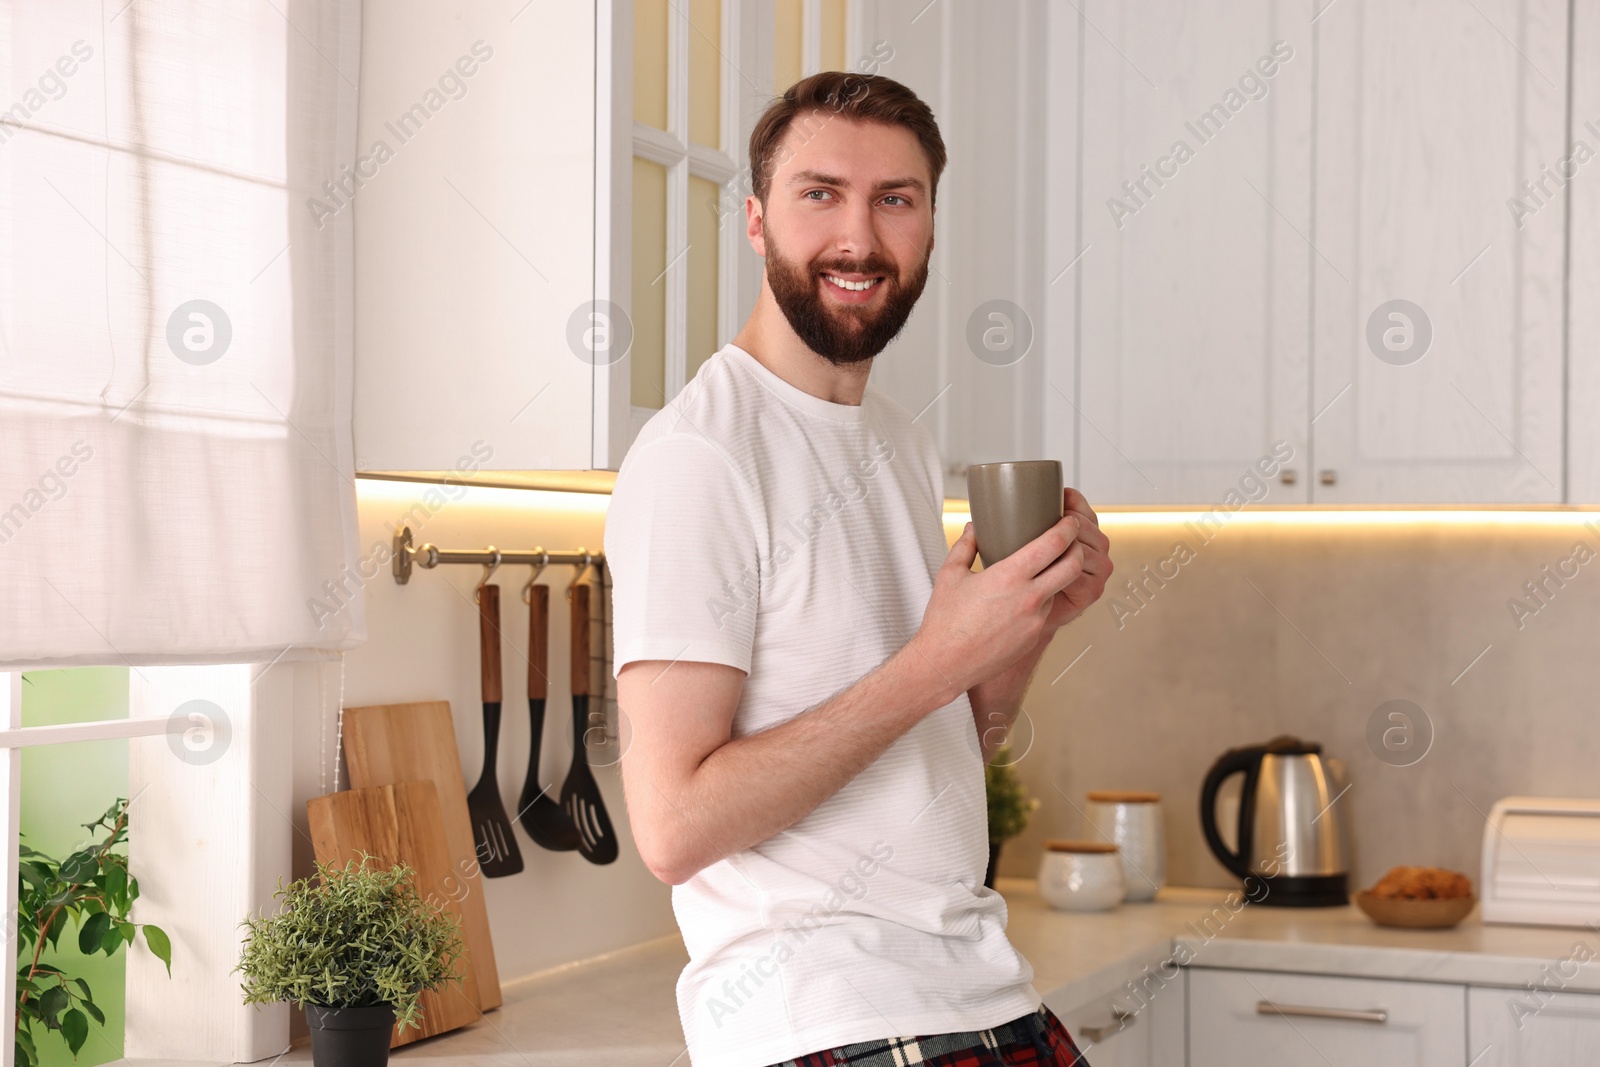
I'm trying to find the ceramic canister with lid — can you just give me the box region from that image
[1086,790,1166,902]
[1038,840,1125,912]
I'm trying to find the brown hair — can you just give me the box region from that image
[748,71,947,211]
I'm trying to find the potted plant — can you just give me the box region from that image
[235,854,464,1067]
[984,745,1040,888]
[15,797,171,1067]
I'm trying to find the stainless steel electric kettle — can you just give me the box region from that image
[1200,735,1348,907]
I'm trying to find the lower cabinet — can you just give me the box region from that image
[1468,986,1600,1066]
[1052,965,1183,1067]
[1056,990,1148,1067]
[1056,962,1600,1065]
[1188,968,1466,1067]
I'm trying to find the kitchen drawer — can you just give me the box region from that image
[1056,990,1152,1067]
[1051,966,1184,1067]
[1469,986,1600,1066]
[1189,968,1466,1067]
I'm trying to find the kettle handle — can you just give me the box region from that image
[1200,746,1263,881]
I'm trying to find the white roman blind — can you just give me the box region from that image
[0,0,365,667]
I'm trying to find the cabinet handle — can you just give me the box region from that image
[1318,469,1338,486]
[1279,468,1297,485]
[1256,1000,1388,1024]
[1078,1007,1135,1043]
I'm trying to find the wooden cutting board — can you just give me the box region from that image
[307,781,483,1046]
[340,700,502,1009]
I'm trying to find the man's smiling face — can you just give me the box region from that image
[751,113,936,366]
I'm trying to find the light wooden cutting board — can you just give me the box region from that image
[340,700,502,1009]
[307,781,483,1046]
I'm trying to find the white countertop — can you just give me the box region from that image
[170,878,1600,1065]
[1000,878,1600,1001]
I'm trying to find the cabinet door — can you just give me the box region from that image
[1310,0,1568,502]
[354,0,769,474]
[1051,965,1184,1067]
[353,0,600,473]
[1188,968,1466,1067]
[1569,4,1600,503]
[856,0,1050,500]
[1056,991,1151,1067]
[1069,0,1312,504]
[1469,986,1600,1066]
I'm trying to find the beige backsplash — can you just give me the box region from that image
[994,515,1600,894]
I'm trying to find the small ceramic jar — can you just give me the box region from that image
[1038,841,1125,912]
[1087,791,1167,902]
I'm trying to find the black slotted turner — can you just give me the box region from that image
[468,582,523,877]
[518,583,580,850]
[561,582,618,864]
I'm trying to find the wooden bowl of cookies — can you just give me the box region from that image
[1355,866,1476,929]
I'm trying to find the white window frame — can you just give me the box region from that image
[0,667,293,1065]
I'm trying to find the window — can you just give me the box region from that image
[13,668,131,1067]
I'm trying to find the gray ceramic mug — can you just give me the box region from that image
[966,460,1063,567]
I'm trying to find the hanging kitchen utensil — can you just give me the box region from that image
[560,581,618,864]
[467,577,523,877]
[518,581,580,850]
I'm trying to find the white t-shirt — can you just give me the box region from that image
[604,343,1040,1067]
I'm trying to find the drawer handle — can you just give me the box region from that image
[1256,1000,1388,1025]
[1078,1008,1135,1043]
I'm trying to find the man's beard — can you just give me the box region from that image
[764,232,931,367]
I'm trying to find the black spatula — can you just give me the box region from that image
[560,582,618,864]
[468,582,523,877]
[518,583,580,851]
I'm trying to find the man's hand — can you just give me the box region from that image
[912,487,1113,701]
[1035,487,1112,640]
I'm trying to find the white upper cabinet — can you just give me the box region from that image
[1311,0,1569,503]
[350,0,1586,499]
[353,0,764,475]
[1569,4,1600,504]
[353,1,605,473]
[1061,0,1312,505]
[1049,0,1576,505]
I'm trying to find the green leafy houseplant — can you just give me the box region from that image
[985,744,1040,846]
[235,854,464,1033]
[15,797,171,1067]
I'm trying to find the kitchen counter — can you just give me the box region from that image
[1001,878,1600,1000]
[1166,887,1600,993]
[107,935,695,1067]
[130,878,1600,1065]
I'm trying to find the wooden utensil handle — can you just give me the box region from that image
[570,583,589,698]
[479,584,502,703]
[529,584,548,700]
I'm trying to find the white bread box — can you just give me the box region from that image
[1481,796,1600,927]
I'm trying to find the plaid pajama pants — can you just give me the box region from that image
[763,1005,1090,1067]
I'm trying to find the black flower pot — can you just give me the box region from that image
[984,842,1001,888]
[306,1003,395,1067]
